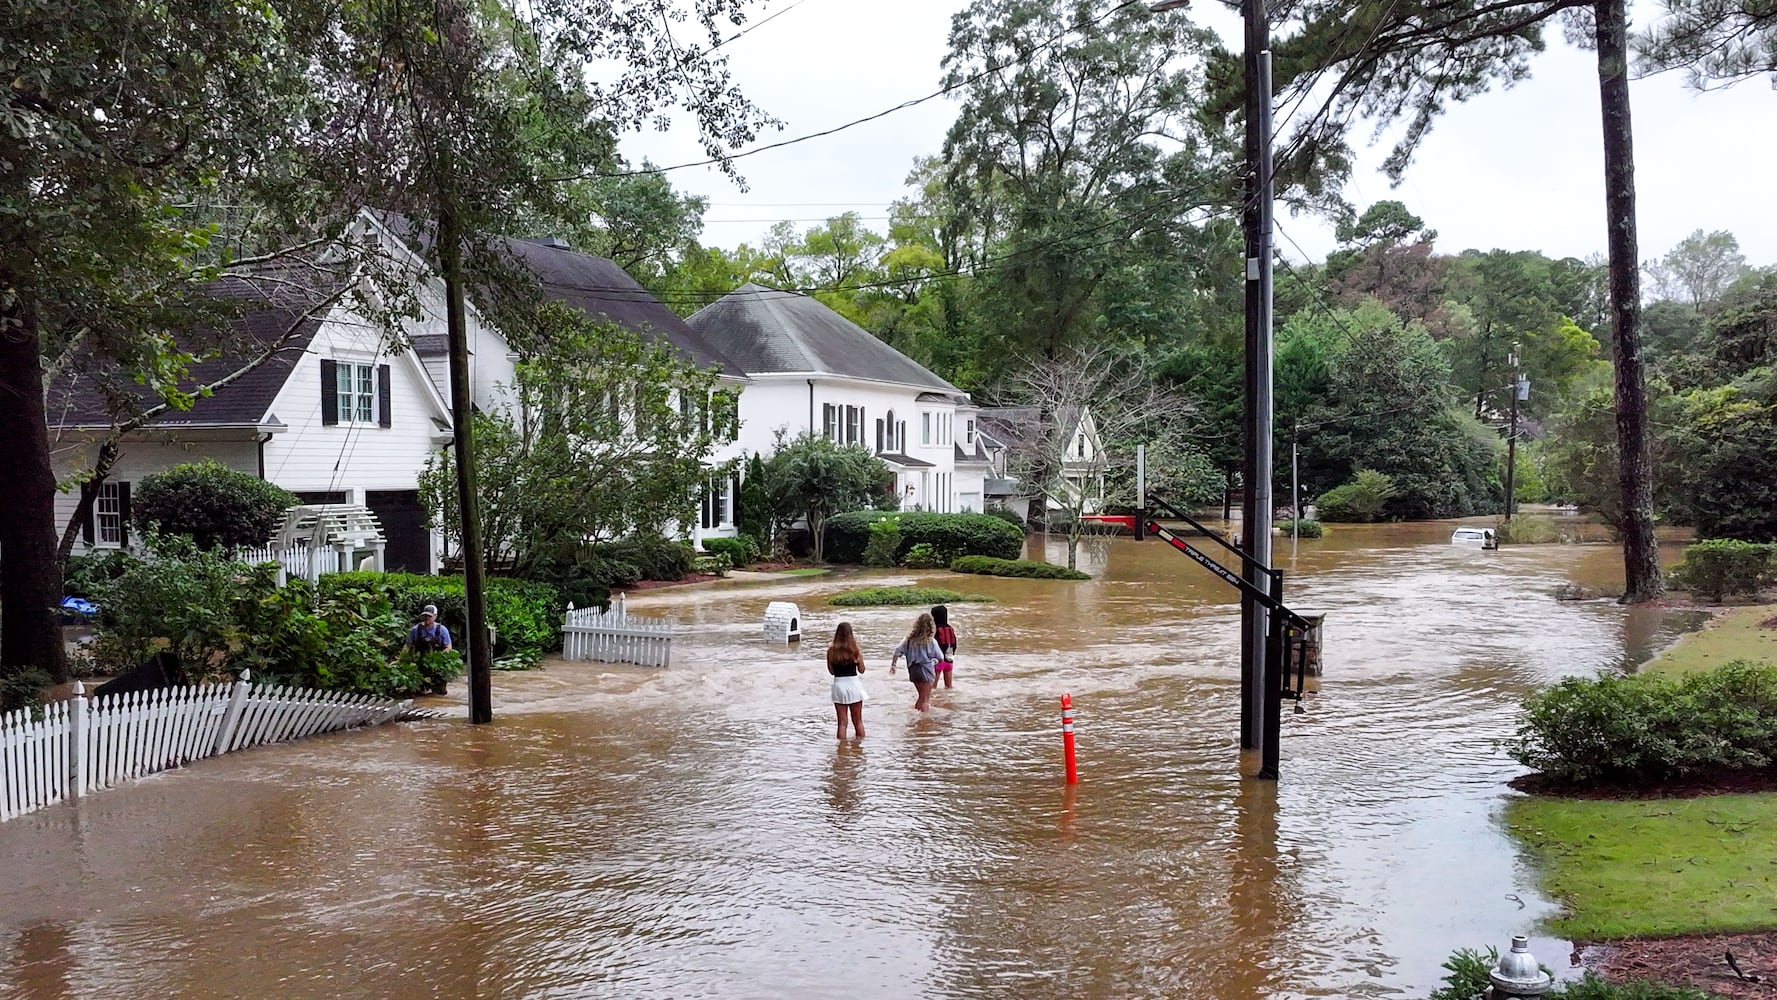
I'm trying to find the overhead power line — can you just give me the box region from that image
[555,0,1146,182]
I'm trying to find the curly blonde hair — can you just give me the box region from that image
[905,612,935,646]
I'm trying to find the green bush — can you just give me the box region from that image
[863,520,901,568]
[701,536,758,567]
[133,460,297,550]
[828,586,993,607]
[824,511,1024,565]
[1,667,53,715]
[1668,538,1777,603]
[1495,514,1562,545]
[899,543,948,569]
[1316,469,1398,523]
[693,552,732,576]
[1275,519,1323,539]
[597,537,695,582]
[321,572,564,656]
[1506,661,1777,785]
[949,555,1091,580]
[62,549,143,598]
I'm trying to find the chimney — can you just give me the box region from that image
[538,236,570,249]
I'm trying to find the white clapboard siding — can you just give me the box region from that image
[1,671,435,822]
[561,594,673,668]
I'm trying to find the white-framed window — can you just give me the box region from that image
[1077,435,1087,459]
[96,482,124,545]
[965,419,976,446]
[822,403,838,441]
[922,412,932,446]
[701,474,734,530]
[337,362,375,423]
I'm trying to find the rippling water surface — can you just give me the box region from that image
[0,522,1700,998]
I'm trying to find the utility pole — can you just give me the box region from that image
[1150,0,1279,776]
[440,207,495,725]
[1503,342,1521,520]
[1240,4,1277,765]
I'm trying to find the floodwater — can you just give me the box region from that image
[0,520,1703,999]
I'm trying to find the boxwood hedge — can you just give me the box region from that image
[823,511,1024,565]
[949,556,1090,580]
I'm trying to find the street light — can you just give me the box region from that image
[1148,0,1193,10]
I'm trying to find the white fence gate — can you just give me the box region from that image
[561,594,673,668]
[1,670,431,822]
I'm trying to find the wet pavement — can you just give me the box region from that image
[0,521,1701,998]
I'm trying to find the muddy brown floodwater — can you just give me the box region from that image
[0,521,1703,999]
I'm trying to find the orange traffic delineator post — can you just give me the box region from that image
[1061,693,1078,785]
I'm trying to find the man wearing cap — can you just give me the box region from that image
[407,605,453,653]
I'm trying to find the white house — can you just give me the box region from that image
[50,210,753,568]
[686,284,993,513]
[977,405,1108,522]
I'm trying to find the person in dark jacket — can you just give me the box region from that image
[932,604,959,689]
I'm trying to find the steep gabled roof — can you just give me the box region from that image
[47,271,342,430]
[685,283,960,391]
[373,212,743,376]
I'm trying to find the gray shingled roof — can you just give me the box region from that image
[48,272,339,429]
[686,283,960,390]
[878,453,935,469]
[954,442,991,464]
[376,212,744,376]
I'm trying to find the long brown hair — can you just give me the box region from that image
[905,612,935,646]
[828,622,862,668]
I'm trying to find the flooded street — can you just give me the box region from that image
[0,523,1700,999]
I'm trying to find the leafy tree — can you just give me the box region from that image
[1636,0,1777,87]
[1645,228,1750,308]
[133,462,299,551]
[937,0,1235,378]
[761,435,891,563]
[419,313,733,575]
[2,0,323,682]
[1661,370,1777,541]
[1296,301,1499,519]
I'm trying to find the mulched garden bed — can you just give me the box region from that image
[1582,932,1777,998]
[1509,768,1777,800]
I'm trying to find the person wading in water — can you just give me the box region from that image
[888,612,941,712]
[407,604,453,653]
[826,622,867,740]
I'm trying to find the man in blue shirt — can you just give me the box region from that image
[407,604,452,652]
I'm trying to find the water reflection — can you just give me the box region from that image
[0,524,1711,999]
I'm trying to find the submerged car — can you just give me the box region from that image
[1450,527,1498,550]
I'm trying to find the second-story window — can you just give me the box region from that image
[922,412,932,446]
[339,362,373,423]
[966,419,975,446]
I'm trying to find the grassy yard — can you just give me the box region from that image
[1506,793,1777,939]
[1645,604,1777,676]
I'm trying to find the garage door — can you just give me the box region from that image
[364,490,431,573]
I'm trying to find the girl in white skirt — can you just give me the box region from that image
[827,622,867,740]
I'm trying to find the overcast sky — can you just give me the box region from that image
[624,0,1777,271]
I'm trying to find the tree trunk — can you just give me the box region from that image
[1066,518,1081,571]
[441,207,495,723]
[1595,0,1664,605]
[0,304,69,684]
[57,438,123,564]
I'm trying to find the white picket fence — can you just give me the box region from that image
[1,670,430,822]
[561,594,673,668]
[235,543,325,585]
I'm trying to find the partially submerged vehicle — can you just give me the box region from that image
[1450,526,1498,550]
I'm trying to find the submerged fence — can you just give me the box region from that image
[1,670,430,822]
[561,594,673,668]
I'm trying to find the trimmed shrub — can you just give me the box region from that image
[1668,538,1777,603]
[1275,519,1323,539]
[949,555,1091,580]
[862,520,901,568]
[133,460,297,550]
[321,572,564,656]
[828,586,993,607]
[701,536,758,567]
[824,511,1024,565]
[1506,661,1777,785]
[693,552,732,576]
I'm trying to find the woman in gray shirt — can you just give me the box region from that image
[889,612,942,712]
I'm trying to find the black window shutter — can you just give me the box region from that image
[320,359,339,426]
[117,482,132,547]
[81,481,95,546]
[377,364,392,427]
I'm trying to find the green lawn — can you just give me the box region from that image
[1506,792,1777,939]
[1644,604,1777,676]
